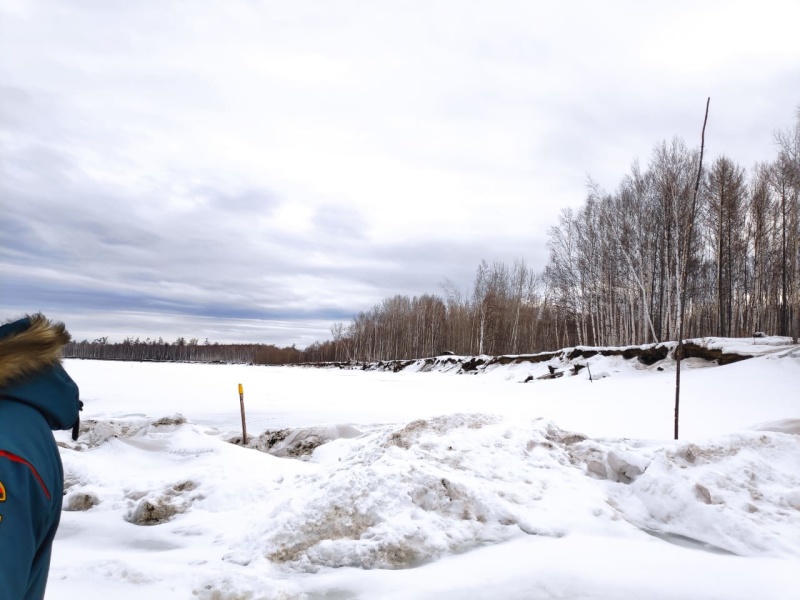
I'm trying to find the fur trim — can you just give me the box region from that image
[0,314,71,387]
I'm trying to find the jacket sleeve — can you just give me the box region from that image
[0,451,51,600]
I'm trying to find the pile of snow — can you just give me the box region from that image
[48,338,799,599]
[756,418,800,435]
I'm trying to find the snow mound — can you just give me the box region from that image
[60,414,800,573]
[181,416,800,572]
[608,432,800,557]
[242,415,613,571]
[242,424,364,458]
[754,419,800,435]
[63,413,189,450]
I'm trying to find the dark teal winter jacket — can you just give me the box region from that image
[0,315,81,600]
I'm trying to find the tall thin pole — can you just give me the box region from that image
[675,97,710,440]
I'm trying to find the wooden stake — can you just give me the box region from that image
[238,383,247,445]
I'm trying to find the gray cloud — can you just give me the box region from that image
[1,0,799,346]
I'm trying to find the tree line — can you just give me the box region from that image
[322,107,799,361]
[64,336,306,365]
[547,114,798,347]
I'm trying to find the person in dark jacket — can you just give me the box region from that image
[0,314,82,600]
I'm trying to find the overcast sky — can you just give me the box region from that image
[1,0,798,347]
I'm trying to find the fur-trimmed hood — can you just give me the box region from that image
[0,314,81,432]
[0,314,71,387]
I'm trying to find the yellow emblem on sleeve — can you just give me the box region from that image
[0,481,6,502]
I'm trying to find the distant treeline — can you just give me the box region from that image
[317,106,800,362]
[64,337,312,365]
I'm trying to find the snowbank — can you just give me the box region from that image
[353,336,797,382]
[53,412,800,599]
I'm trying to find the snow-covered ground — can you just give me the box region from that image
[50,338,800,599]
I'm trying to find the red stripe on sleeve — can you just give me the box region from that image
[0,450,51,500]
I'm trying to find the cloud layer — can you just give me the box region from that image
[2,0,799,345]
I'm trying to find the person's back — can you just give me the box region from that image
[0,315,81,599]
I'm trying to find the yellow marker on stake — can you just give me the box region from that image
[238,383,247,445]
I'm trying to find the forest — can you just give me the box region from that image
[66,107,799,365]
[315,107,800,362]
